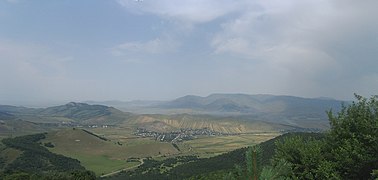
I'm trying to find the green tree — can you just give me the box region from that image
[273,94,378,179]
[327,94,378,179]
[246,145,262,180]
[226,145,290,180]
[273,136,339,179]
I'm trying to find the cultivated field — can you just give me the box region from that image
[42,128,179,175]
[183,133,280,155]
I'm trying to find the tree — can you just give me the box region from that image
[273,136,339,179]
[273,94,378,179]
[225,145,290,180]
[327,94,378,179]
[246,145,262,180]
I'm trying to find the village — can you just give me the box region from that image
[134,128,227,143]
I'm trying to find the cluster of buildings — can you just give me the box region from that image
[134,128,226,143]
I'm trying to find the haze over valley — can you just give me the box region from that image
[1,0,377,179]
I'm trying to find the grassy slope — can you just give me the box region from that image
[43,128,179,175]
[0,119,50,137]
[0,144,22,168]
[107,132,324,180]
[186,132,326,179]
[124,114,293,134]
[1,103,132,125]
[183,133,279,155]
[41,127,280,176]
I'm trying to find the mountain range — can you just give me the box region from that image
[0,94,345,135]
[86,94,344,124]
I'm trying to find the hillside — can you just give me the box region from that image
[0,94,340,136]
[0,120,48,137]
[0,111,15,120]
[87,94,343,129]
[160,94,343,115]
[0,94,345,136]
[151,94,344,129]
[125,114,295,133]
[0,133,87,173]
[0,102,132,125]
[106,132,324,180]
[0,112,52,137]
[43,128,179,175]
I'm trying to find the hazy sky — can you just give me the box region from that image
[1,0,377,105]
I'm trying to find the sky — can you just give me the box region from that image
[0,0,377,105]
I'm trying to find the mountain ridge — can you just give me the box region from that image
[158,93,344,115]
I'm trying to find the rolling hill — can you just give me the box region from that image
[124,114,295,133]
[0,102,132,125]
[42,128,179,175]
[106,132,325,180]
[0,94,345,136]
[159,94,343,115]
[37,102,132,125]
[152,94,344,129]
[0,111,51,137]
[87,94,344,122]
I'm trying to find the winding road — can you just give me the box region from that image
[100,158,144,178]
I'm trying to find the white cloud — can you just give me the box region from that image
[111,38,179,56]
[207,0,378,99]
[116,0,248,23]
[211,0,333,58]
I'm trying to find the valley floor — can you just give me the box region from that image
[40,127,280,176]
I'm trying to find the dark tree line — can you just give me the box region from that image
[0,133,96,179]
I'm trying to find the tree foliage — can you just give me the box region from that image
[273,94,378,179]
[274,136,339,179]
[0,133,96,179]
[244,146,262,180]
[327,94,378,179]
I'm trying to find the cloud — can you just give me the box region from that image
[211,0,332,57]
[111,38,179,56]
[207,0,378,99]
[2,0,377,103]
[116,0,248,23]
[113,0,378,99]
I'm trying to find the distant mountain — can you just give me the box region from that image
[0,94,345,133]
[39,102,111,120]
[154,94,344,128]
[84,100,164,113]
[0,111,15,120]
[160,94,343,114]
[0,102,132,125]
[0,119,49,137]
[0,105,36,115]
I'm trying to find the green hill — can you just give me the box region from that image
[42,128,179,175]
[0,111,15,120]
[0,133,97,179]
[0,133,86,172]
[0,102,132,125]
[0,119,50,137]
[126,114,295,133]
[106,132,324,180]
[153,94,344,129]
[40,102,112,119]
[160,94,343,115]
